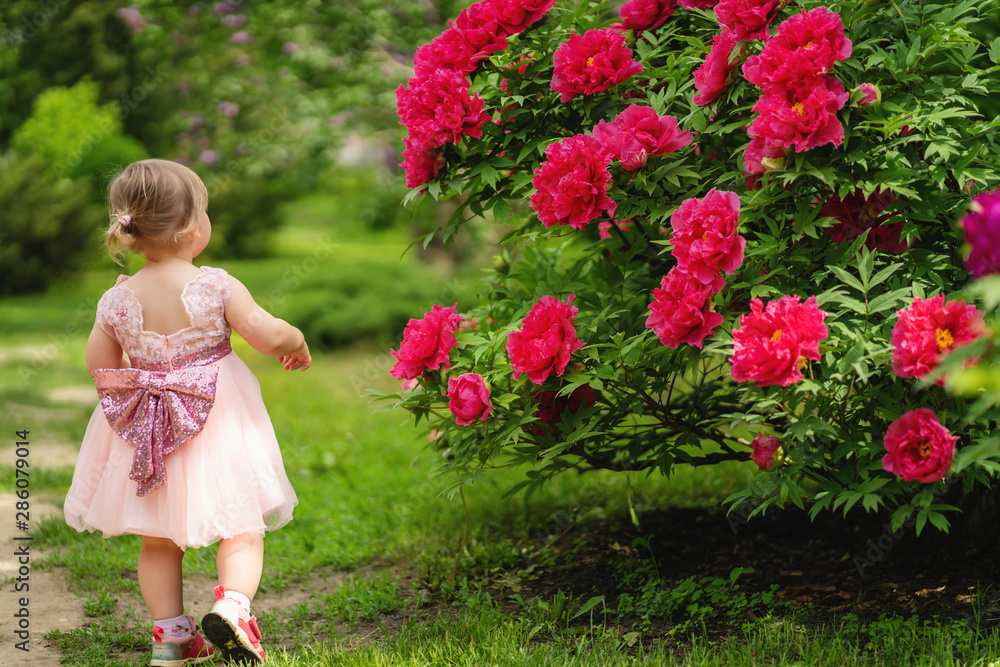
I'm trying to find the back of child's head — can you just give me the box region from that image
[106,159,208,262]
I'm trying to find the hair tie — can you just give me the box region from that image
[118,214,132,228]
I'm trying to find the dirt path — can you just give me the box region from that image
[0,490,81,666]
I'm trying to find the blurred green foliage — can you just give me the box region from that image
[0,154,102,294]
[10,80,122,175]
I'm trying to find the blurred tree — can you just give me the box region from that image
[10,80,121,175]
[0,155,101,294]
[0,1,138,147]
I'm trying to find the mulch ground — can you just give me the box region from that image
[524,502,1000,629]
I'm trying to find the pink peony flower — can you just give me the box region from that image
[593,104,693,170]
[743,135,788,174]
[693,30,737,106]
[530,134,616,229]
[390,304,465,380]
[645,268,725,348]
[730,295,828,387]
[487,0,558,35]
[961,188,1000,279]
[890,294,987,384]
[742,7,852,93]
[396,70,490,149]
[412,27,506,77]
[447,373,494,425]
[820,188,908,253]
[882,408,957,483]
[750,433,783,470]
[619,0,677,31]
[854,82,881,107]
[507,295,586,385]
[748,78,849,154]
[452,8,510,58]
[551,29,644,103]
[714,0,787,42]
[598,218,634,240]
[669,189,745,284]
[532,385,597,435]
[678,0,721,7]
[400,137,445,189]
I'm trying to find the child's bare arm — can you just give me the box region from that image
[86,324,127,372]
[225,277,311,370]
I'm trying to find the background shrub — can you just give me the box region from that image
[0,154,101,294]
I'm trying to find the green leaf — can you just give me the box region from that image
[829,265,865,294]
[989,37,1000,64]
[927,511,950,533]
[953,436,1000,473]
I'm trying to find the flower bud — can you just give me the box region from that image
[751,433,784,470]
[852,83,881,108]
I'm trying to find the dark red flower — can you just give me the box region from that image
[551,29,644,103]
[532,385,597,435]
[820,188,909,253]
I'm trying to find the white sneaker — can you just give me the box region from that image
[201,586,265,665]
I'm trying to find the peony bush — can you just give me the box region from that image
[377,0,1000,534]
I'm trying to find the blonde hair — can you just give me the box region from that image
[105,159,208,262]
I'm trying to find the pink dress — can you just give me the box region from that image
[64,266,297,549]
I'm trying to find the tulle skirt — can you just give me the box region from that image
[64,353,297,549]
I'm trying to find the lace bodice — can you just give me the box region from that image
[96,266,232,366]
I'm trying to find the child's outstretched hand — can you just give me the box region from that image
[280,341,311,371]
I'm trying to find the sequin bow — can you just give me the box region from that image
[92,366,219,496]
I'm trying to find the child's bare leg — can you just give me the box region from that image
[138,536,185,619]
[217,532,264,600]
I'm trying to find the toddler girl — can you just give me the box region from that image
[64,159,310,665]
